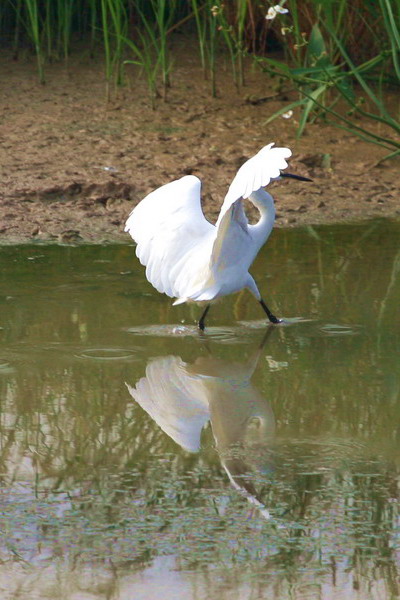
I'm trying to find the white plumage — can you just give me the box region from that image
[125,143,300,329]
[126,355,210,453]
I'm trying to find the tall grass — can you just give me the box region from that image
[85,0,99,57]
[56,0,74,61]
[260,0,400,159]
[137,0,176,101]
[191,0,207,77]
[22,0,45,83]
[207,2,219,97]
[152,0,176,98]
[218,0,248,88]
[122,0,175,108]
[123,23,161,109]
[191,0,248,95]
[2,0,400,156]
[101,0,128,100]
[11,0,23,59]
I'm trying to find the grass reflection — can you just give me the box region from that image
[0,220,399,599]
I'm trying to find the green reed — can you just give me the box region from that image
[43,0,53,60]
[260,0,400,160]
[379,0,400,81]
[152,0,176,99]
[186,0,248,94]
[124,28,161,109]
[218,0,248,88]
[22,0,44,83]
[207,1,219,97]
[101,0,128,100]
[87,0,98,58]
[234,0,247,87]
[123,0,176,106]
[2,0,400,148]
[214,3,237,89]
[190,1,221,97]
[11,0,23,58]
[191,0,207,77]
[191,0,226,94]
[56,0,74,61]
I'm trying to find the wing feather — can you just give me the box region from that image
[126,356,210,453]
[209,144,291,278]
[125,175,215,299]
[216,143,291,226]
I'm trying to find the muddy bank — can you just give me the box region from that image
[1,46,399,244]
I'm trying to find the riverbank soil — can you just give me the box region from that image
[1,42,399,243]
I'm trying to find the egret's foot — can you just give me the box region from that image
[259,299,281,324]
[268,315,282,325]
[198,304,210,331]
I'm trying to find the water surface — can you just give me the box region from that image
[0,220,399,599]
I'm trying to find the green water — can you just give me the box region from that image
[0,220,399,600]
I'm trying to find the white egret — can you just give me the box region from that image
[125,143,311,330]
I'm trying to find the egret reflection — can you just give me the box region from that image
[126,332,276,518]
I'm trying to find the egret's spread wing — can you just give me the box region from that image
[126,356,210,453]
[216,143,291,226]
[210,144,290,275]
[125,175,214,298]
[210,199,252,273]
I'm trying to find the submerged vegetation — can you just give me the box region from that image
[1,0,400,158]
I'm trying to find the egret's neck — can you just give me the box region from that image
[248,189,275,247]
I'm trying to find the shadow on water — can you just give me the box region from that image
[0,219,399,599]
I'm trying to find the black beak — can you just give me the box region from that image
[281,172,313,182]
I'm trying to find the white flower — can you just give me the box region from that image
[266,5,289,20]
[281,110,293,119]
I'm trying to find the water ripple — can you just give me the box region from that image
[319,323,362,336]
[75,348,140,361]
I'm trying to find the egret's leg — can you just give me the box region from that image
[198,304,211,331]
[259,298,281,324]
